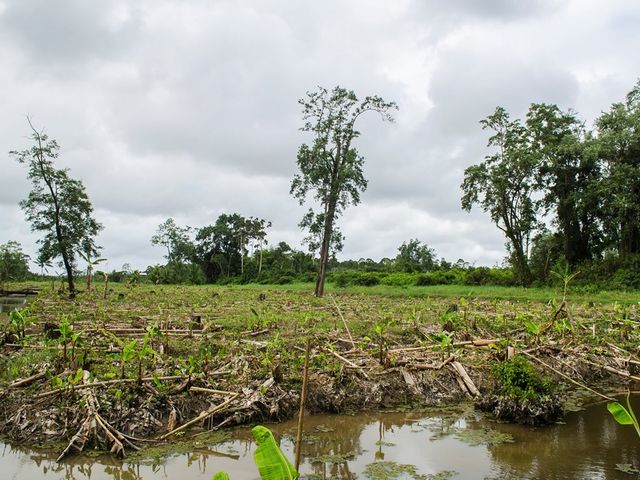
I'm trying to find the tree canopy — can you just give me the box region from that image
[463,79,640,286]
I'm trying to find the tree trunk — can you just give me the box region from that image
[315,204,336,297]
[33,134,76,299]
[86,265,92,291]
[61,247,76,298]
[509,235,532,287]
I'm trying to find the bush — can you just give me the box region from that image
[146,262,206,285]
[415,270,461,286]
[353,272,381,286]
[380,272,415,287]
[463,267,515,286]
[492,356,554,401]
[330,270,381,287]
[274,275,294,285]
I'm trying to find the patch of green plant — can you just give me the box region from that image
[615,463,640,475]
[363,461,455,480]
[492,356,554,401]
[452,427,514,446]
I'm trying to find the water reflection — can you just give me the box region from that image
[0,296,28,314]
[3,399,640,479]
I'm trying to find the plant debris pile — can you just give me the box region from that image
[0,284,638,459]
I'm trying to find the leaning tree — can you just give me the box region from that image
[291,86,397,297]
[11,119,102,298]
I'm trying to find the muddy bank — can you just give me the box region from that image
[0,343,626,460]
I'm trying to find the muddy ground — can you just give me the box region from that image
[0,284,637,459]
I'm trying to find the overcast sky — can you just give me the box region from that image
[1,0,639,272]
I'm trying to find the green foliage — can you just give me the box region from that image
[596,80,640,259]
[395,239,437,273]
[151,218,195,264]
[10,120,102,296]
[0,241,30,286]
[8,309,31,342]
[462,79,640,287]
[252,425,299,480]
[607,392,640,438]
[146,262,206,285]
[194,213,272,282]
[291,85,397,297]
[57,316,80,363]
[461,107,537,286]
[492,356,554,401]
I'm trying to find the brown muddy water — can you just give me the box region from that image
[3,398,640,480]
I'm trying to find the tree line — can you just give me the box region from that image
[462,80,640,287]
[5,82,640,295]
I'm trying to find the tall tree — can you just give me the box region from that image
[595,80,640,259]
[194,213,269,281]
[291,86,397,297]
[527,103,603,266]
[11,120,102,297]
[461,107,538,286]
[151,218,194,264]
[395,239,437,273]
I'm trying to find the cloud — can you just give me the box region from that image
[1,0,639,271]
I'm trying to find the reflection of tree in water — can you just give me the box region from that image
[484,402,640,478]
[296,415,366,479]
[275,412,426,479]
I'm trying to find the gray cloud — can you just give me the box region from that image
[1,0,639,271]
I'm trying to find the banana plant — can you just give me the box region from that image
[212,425,299,480]
[608,392,640,438]
[78,250,106,292]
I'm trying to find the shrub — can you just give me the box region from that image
[354,272,381,286]
[492,356,554,401]
[274,275,294,285]
[380,272,415,286]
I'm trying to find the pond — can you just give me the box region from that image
[2,398,639,479]
[0,296,29,315]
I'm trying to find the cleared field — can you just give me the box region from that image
[0,282,638,459]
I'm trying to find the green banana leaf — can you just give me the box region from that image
[252,425,299,480]
[608,402,634,425]
[212,472,231,480]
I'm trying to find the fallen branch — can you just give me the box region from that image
[8,371,46,389]
[451,361,480,397]
[189,386,237,396]
[56,415,93,462]
[330,294,356,352]
[521,351,615,402]
[95,414,126,456]
[389,338,500,354]
[410,354,455,370]
[578,357,640,382]
[34,375,190,400]
[324,348,370,379]
[159,392,239,440]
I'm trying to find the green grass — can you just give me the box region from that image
[226,281,639,305]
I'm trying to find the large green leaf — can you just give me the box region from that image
[252,425,299,480]
[608,402,634,425]
[212,472,230,480]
